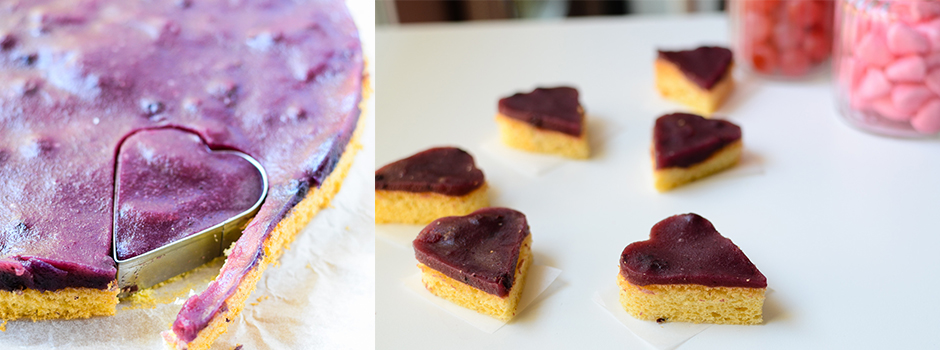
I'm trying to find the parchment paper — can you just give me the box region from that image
[0,1,376,348]
[403,265,562,333]
[480,116,623,177]
[594,284,710,350]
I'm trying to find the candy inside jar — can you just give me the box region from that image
[835,0,940,136]
[732,0,835,77]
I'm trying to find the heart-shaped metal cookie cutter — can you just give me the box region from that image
[112,150,268,297]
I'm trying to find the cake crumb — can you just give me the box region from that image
[120,288,157,309]
[0,319,7,331]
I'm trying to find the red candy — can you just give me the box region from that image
[804,28,830,62]
[749,42,779,73]
[780,49,811,76]
[735,0,834,77]
[787,0,823,29]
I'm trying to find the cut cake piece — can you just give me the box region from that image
[375,147,488,225]
[496,87,589,159]
[655,46,734,115]
[652,113,742,192]
[413,207,532,321]
[618,213,766,325]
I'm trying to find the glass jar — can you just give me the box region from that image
[731,0,835,78]
[834,0,940,136]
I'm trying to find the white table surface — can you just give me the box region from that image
[376,13,940,350]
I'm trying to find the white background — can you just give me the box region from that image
[377,14,940,349]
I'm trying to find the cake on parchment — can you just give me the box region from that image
[619,213,766,325]
[0,1,367,349]
[652,113,742,191]
[496,87,590,159]
[655,46,734,116]
[413,207,532,321]
[375,147,489,225]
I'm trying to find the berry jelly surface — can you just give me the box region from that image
[414,207,530,298]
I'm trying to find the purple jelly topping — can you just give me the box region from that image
[413,207,530,298]
[0,0,363,342]
[0,34,15,50]
[375,147,484,197]
[657,46,733,90]
[620,213,766,288]
[114,129,264,260]
[498,87,584,137]
[653,113,741,169]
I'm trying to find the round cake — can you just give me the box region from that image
[0,0,367,349]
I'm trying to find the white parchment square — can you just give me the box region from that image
[480,117,622,177]
[404,265,562,333]
[593,283,711,350]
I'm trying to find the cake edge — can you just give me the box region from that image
[375,184,489,224]
[617,273,764,325]
[418,234,532,321]
[495,113,589,159]
[0,283,119,321]
[653,140,742,192]
[161,70,371,350]
[654,58,734,116]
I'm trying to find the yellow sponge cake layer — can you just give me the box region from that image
[496,113,589,159]
[418,234,532,321]
[375,184,489,225]
[653,140,741,192]
[655,59,734,116]
[0,285,118,321]
[617,273,764,325]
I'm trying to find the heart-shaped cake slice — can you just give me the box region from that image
[618,213,765,325]
[496,86,589,158]
[658,47,732,90]
[498,87,583,136]
[375,147,483,196]
[652,113,742,191]
[655,46,734,115]
[114,128,264,261]
[375,147,488,224]
[413,207,532,321]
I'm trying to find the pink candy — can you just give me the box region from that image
[841,1,940,134]
[885,56,927,82]
[887,23,929,55]
[873,97,912,121]
[915,19,940,51]
[856,33,895,67]
[858,68,892,99]
[912,99,940,133]
[892,84,933,112]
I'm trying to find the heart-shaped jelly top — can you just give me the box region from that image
[620,213,766,288]
[114,128,264,260]
[413,207,529,298]
[653,113,741,169]
[498,87,584,137]
[658,46,733,90]
[375,147,484,196]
